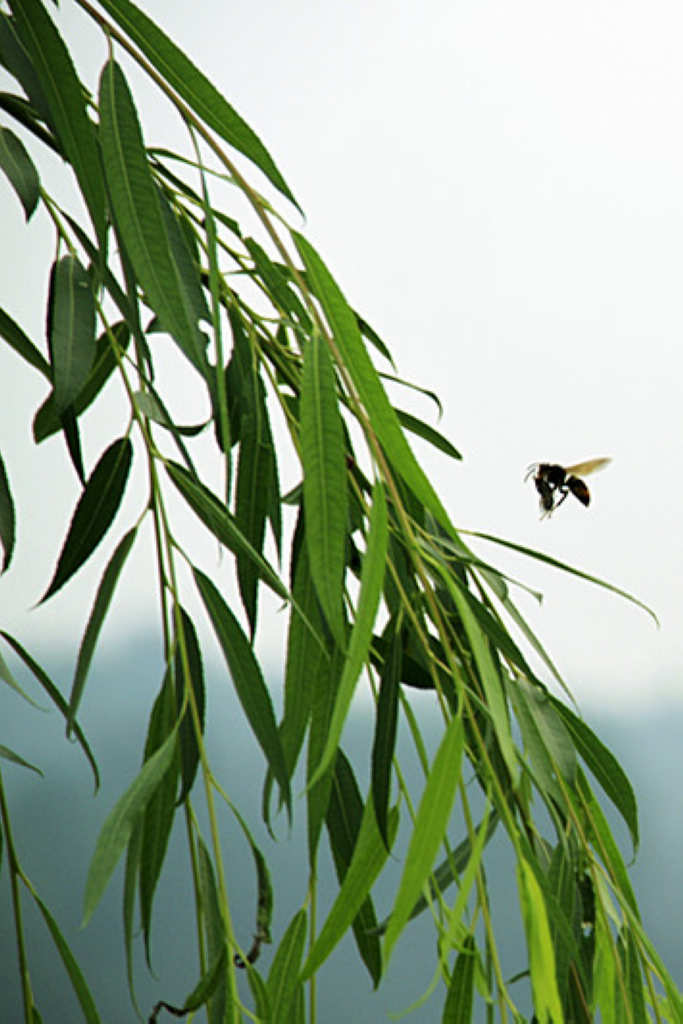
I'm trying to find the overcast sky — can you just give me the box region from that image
[1,0,682,712]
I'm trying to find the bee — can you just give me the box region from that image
[525,458,611,518]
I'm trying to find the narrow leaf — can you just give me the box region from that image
[266,909,307,1022]
[68,527,136,733]
[442,935,476,1024]
[309,480,388,785]
[0,305,50,378]
[182,946,228,1013]
[383,716,464,966]
[301,799,398,979]
[196,837,228,1024]
[95,0,300,211]
[47,257,95,414]
[33,894,102,1023]
[194,567,290,815]
[396,408,462,460]
[0,451,16,572]
[0,744,43,776]
[8,0,106,246]
[98,59,208,377]
[0,123,39,218]
[41,437,132,603]
[235,405,273,636]
[83,726,177,926]
[371,619,401,850]
[517,856,565,1024]
[300,328,348,644]
[174,606,205,805]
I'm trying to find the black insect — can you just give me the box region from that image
[525,458,611,518]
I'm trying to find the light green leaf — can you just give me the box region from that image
[309,480,387,785]
[41,437,133,603]
[301,799,398,980]
[517,856,565,1024]
[83,726,177,925]
[384,715,464,966]
[47,255,96,417]
[68,527,137,734]
[266,909,307,1022]
[193,567,291,816]
[0,124,39,219]
[300,328,348,644]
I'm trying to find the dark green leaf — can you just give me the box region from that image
[95,0,300,211]
[182,946,228,1013]
[140,672,179,967]
[236,402,273,637]
[395,408,462,460]
[166,461,288,603]
[0,91,60,153]
[371,620,401,851]
[68,527,136,733]
[266,908,307,1021]
[174,606,205,805]
[442,935,476,1024]
[0,630,99,789]
[40,438,132,602]
[552,697,639,855]
[98,60,208,377]
[0,14,52,126]
[0,744,42,776]
[196,837,228,1024]
[307,643,344,867]
[193,567,291,817]
[8,0,106,247]
[46,255,96,417]
[326,751,382,986]
[0,124,39,218]
[33,893,102,1023]
[0,451,15,573]
[132,390,206,437]
[300,328,348,644]
[83,725,177,926]
[123,823,143,1014]
[0,305,50,378]
[245,237,311,327]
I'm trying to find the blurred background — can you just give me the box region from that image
[1,0,681,1018]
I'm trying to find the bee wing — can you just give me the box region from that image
[563,457,611,478]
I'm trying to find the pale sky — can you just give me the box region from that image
[1,0,682,711]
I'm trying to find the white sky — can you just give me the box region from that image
[1,0,682,711]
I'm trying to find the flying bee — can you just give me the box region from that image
[525,458,611,518]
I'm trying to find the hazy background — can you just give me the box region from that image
[1,0,682,1019]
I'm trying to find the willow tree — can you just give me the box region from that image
[0,2,679,1022]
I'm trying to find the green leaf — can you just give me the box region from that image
[508,678,576,803]
[40,437,132,603]
[294,232,455,539]
[182,946,228,1013]
[0,305,50,378]
[0,744,42,776]
[68,527,136,734]
[0,90,60,154]
[34,322,131,443]
[33,893,102,1023]
[326,751,382,986]
[8,0,106,247]
[98,59,208,377]
[301,798,398,979]
[309,480,388,785]
[0,450,15,573]
[174,606,205,805]
[94,0,300,212]
[300,329,348,644]
[0,124,39,218]
[122,823,143,1015]
[395,409,462,460]
[575,769,639,918]
[166,461,288,603]
[383,715,464,967]
[235,403,274,637]
[47,257,96,414]
[442,934,476,1024]
[371,618,401,851]
[0,630,99,789]
[193,567,291,816]
[266,909,307,1022]
[552,697,639,855]
[196,838,228,1024]
[139,672,179,967]
[517,856,565,1024]
[83,725,177,926]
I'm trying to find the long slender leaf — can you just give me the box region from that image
[371,618,401,851]
[193,567,291,816]
[0,124,39,218]
[383,715,464,966]
[517,856,565,1024]
[33,893,102,1023]
[236,401,274,637]
[309,480,388,785]
[0,630,99,789]
[98,59,208,377]
[196,837,228,1024]
[174,606,205,805]
[300,328,348,644]
[0,744,42,776]
[0,451,15,573]
[94,0,300,211]
[442,934,476,1024]
[0,305,50,378]
[40,437,133,603]
[395,408,462,460]
[266,909,307,1022]
[8,0,106,247]
[68,527,136,733]
[182,946,228,1013]
[83,725,177,926]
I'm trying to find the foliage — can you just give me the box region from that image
[0,2,680,1022]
